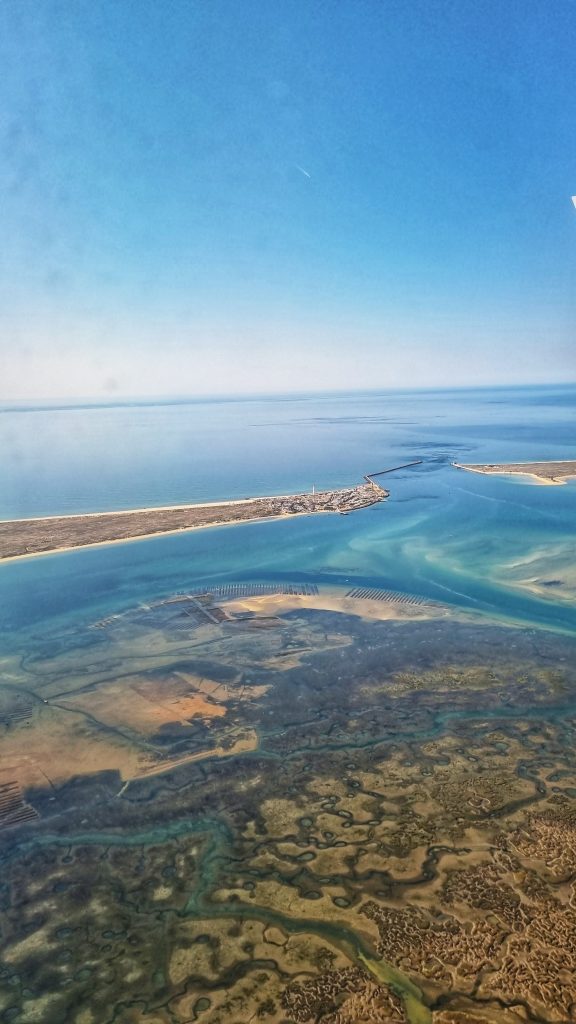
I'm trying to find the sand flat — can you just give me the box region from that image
[453,460,576,485]
[224,588,448,623]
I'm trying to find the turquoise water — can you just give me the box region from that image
[0,384,575,637]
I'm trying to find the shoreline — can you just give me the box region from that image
[0,480,388,563]
[453,460,576,486]
[0,493,304,526]
[0,510,318,565]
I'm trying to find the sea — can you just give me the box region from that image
[1,383,575,640]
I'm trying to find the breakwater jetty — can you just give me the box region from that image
[364,460,423,488]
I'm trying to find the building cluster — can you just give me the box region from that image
[264,483,386,517]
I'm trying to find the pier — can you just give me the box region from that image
[364,460,423,489]
[345,586,429,606]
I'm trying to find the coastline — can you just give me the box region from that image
[0,494,304,525]
[0,509,316,564]
[0,480,388,563]
[453,460,576,486]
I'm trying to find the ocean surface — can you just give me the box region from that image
[1,384,575,639]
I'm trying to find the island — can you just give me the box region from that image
[0,480,388,561]
[453,460,576,485]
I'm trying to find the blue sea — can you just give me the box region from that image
[1,383,575,639]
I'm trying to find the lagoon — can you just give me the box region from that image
[1,384,575,639]
[1,384,576,1023]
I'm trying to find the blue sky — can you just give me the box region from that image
[1,0,575,398]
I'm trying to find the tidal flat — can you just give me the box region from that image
[1,587,576,1023]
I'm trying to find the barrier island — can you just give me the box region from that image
[0,463,430,562]
[453,460,576,485]
[0,481,387,561]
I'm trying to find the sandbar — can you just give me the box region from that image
[453,460,576,485]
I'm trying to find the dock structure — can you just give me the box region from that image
[188,582,319,599]
[364,460,423,490]
[89,582,321,630]
[346,586,429,606]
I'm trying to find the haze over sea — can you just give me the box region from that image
[1,384,575,638]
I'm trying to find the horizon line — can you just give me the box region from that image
[1,379,575,412]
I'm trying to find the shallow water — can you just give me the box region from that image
[1,384,575,639]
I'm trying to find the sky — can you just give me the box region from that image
[1,0,575,400]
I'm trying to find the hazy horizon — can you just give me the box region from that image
[1,0,575,400]
[2,378,576,410]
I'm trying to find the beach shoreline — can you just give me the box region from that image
[453,460,576,486]
[0,510,315,564]
[0,493,306,524]
[0,481,387,563]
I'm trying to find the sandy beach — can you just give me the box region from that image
[0,482,386,562]
[453,460,576,485]
[223,587,448,624]
[0,511,311,565]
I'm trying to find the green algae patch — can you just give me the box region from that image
[358,949,432,1024]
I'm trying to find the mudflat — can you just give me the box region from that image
[3,586,576,1023]
[0,482,386,560]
